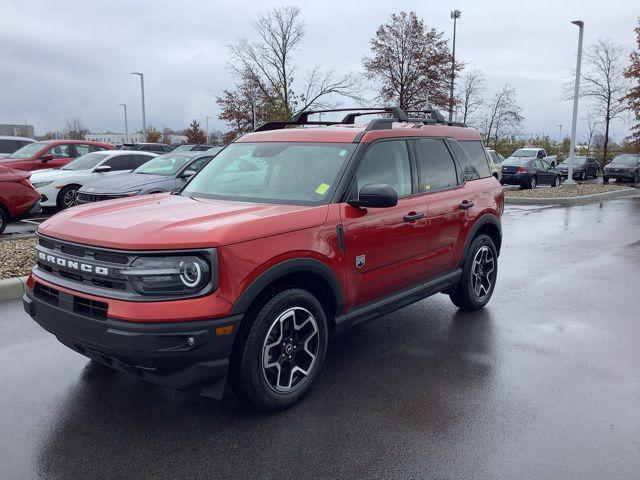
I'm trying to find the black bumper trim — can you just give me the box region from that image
[23,292,242,394]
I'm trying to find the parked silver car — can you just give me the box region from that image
[76,151,218,204]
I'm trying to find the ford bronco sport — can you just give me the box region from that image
[24,107,503,411]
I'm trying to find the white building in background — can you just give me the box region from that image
[86,133,188,144]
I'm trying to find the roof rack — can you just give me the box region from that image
[252,106,465,135]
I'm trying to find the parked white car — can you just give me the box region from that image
[485,148,504,181]
[30,150,157,209]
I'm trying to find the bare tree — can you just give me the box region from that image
[64,117,88,140]
[458,70,485,125]
[481,84,524,147]
[579,39,629,165]
[582,113,601,155]
[226,6,359,122]
[362,11,458,111]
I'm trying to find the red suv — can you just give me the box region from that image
[23,108,503,411]
[0,166,41,234]
[0,140,114,172]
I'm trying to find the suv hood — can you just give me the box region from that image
[38,193,329,249]
[81,172,167,193]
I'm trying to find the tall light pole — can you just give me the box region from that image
[565,21,584,186]
[206,116,212,144]
[130,72,146,141]
[558,124,563,156]
[119,104,128,143]
[449,9,461,122]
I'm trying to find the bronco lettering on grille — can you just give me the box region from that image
[38,251,110,276]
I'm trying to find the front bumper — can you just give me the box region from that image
[23,287,241,397]
[603,171,635,180]
[37,184,59,207]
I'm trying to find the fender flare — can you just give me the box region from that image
[231,258,345,316]
[459,214,502,267]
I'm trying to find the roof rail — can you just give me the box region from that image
[252,106,466,136]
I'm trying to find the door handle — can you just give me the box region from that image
[459,200,474,210]
[403,211,425,222]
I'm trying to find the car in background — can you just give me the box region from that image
[30,151,158,210]
[77,151,217,204]
[556,156,599,180]
[0,140,114,172]
[0,166,41,234]
[507,147,557,167]
[172,144,222,153]
[119,143,174,153]
[485,148,503,181]
[0,136,36,157]
[603,154,640,183]
[501,157,561,189]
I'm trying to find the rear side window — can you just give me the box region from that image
[459,141,491,178]
[356,140,412,197]
[415,139,458,192]
[0,139,19,153]
[104,155,134,171]
[75,144,102,156]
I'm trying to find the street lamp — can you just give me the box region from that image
[449,9,461,122]
[565,20,584,186]
[130,72,147,141]
[558,124,563,156]
[206,116,212,144]
[119,104,128,143]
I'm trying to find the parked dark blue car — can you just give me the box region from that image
[501,158,561,189]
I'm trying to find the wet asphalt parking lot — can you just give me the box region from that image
[1,195,640,479]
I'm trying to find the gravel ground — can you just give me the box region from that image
[0,238,36,279]
[504,184,632,199]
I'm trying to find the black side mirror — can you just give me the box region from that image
[348,183,398,209]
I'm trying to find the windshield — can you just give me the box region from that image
[62,152,110,170]
[182,142,355,205]
[8,141,47,159]
[171,145,192,152]
[512,149,537,158]
[503,159,530,166]
[134,153,194,175]
[610,155,638,166]
[560,157,586,166]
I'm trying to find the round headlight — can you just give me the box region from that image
[180,260,203,287]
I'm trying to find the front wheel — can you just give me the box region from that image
[449,234,498,311]
[229,288,328,411]
[552,175,561,187]
[57,185,79,210]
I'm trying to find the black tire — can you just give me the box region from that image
[551,175,561,187]
[57,185,80,210]
[580,170,586,181]
[603,177,609,183]
[526,176,537,189]
[228,288,328,412]
[0,207,8,235]
[634,172,639,184]
[449,234,498,311]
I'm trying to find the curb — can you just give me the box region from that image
[505,188,636,206]
[0,276,28,302]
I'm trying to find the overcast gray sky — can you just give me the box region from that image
[1,0,637,140]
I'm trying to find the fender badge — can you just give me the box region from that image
[355,254,366,269]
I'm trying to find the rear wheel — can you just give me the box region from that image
[527,176,537,189]
[449,234,498,311]
[552,175,561,187]
[57,185,80,210]
[229,288,328,411]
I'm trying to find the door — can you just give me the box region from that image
[414,138,468,277]
[42,143,73,168]
[340,139,429,306]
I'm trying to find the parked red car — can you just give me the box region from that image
[0,166,41,234]
[0,140,114,172]
[24,107,503,411]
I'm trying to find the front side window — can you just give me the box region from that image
[415,139,458,192]
[186,156,212,173]
[459,141,491,178]
[135,154,195,176]
[355,140,412,197]
[104,155,134,171]
[47,143,72,159]
[183,142,355,205]
[134,154,155,168]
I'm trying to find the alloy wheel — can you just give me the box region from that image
[261,307,319,393]
[471,246,495,300]
[530,177,537,189]
[63,189,78,208]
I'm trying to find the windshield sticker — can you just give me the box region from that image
[339,150,348,157]
[315,183,330,195]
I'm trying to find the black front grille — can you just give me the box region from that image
[73,296,108,320]
[77,192,126,203]
[34,284,59,306]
